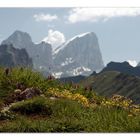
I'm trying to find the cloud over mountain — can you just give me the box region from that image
[42,29,65,50]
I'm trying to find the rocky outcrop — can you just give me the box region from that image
[18,87,42,100]
[0,44,33,68]
[4,87,42,105]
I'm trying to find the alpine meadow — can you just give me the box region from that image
[0,8,140,132]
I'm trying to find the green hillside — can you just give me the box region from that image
[81,71,140,104]
[0,68,140,132]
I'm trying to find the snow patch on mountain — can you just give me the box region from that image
[61,57,74,66]
[72,67,91,76]
[52,72,63,78]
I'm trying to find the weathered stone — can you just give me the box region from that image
[19,87,42,100]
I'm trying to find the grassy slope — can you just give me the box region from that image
[0,68,140,132]
[81,71,140,104]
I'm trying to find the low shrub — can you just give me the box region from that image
[10,97,52,116]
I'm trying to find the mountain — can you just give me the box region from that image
[0,44,33,67]
[2,31,104,78]
[53,32,104,78]
[101,61,140,77]
[2,30,33,49]
[137,62,140,67]
[59,75,86,83]
[30,41,53,71]
[80,71,140,104]
[2,30,53,72]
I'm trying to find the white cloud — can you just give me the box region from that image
[33,13,58,22]
[42,29,65,50]
[68,8,140,23]
[127,60,137,67]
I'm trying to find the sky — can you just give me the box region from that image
[0,8,140,66]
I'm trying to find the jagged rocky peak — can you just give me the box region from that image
[106,61,131,68]
[0,44,33,68]
[2,30,33,49]
[53,32,104,78]
[1,30,53,72]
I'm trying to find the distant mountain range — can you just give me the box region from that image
[59,61,140,83]
[101,61,140,77]
[1,30,104,77]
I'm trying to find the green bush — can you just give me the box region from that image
[10,97,52,116]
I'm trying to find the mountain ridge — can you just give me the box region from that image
[53,32,93,55]
[101,61,140,77]
[80,70,140,104]
[2,30,53,72]
[1,30,104,78]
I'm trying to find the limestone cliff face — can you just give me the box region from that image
[53,32,104,77]
[0,44,33,67]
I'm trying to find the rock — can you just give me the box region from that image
[19,87,42,100]
[4,88,42,105]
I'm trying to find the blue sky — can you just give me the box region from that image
[0,8,140,65]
